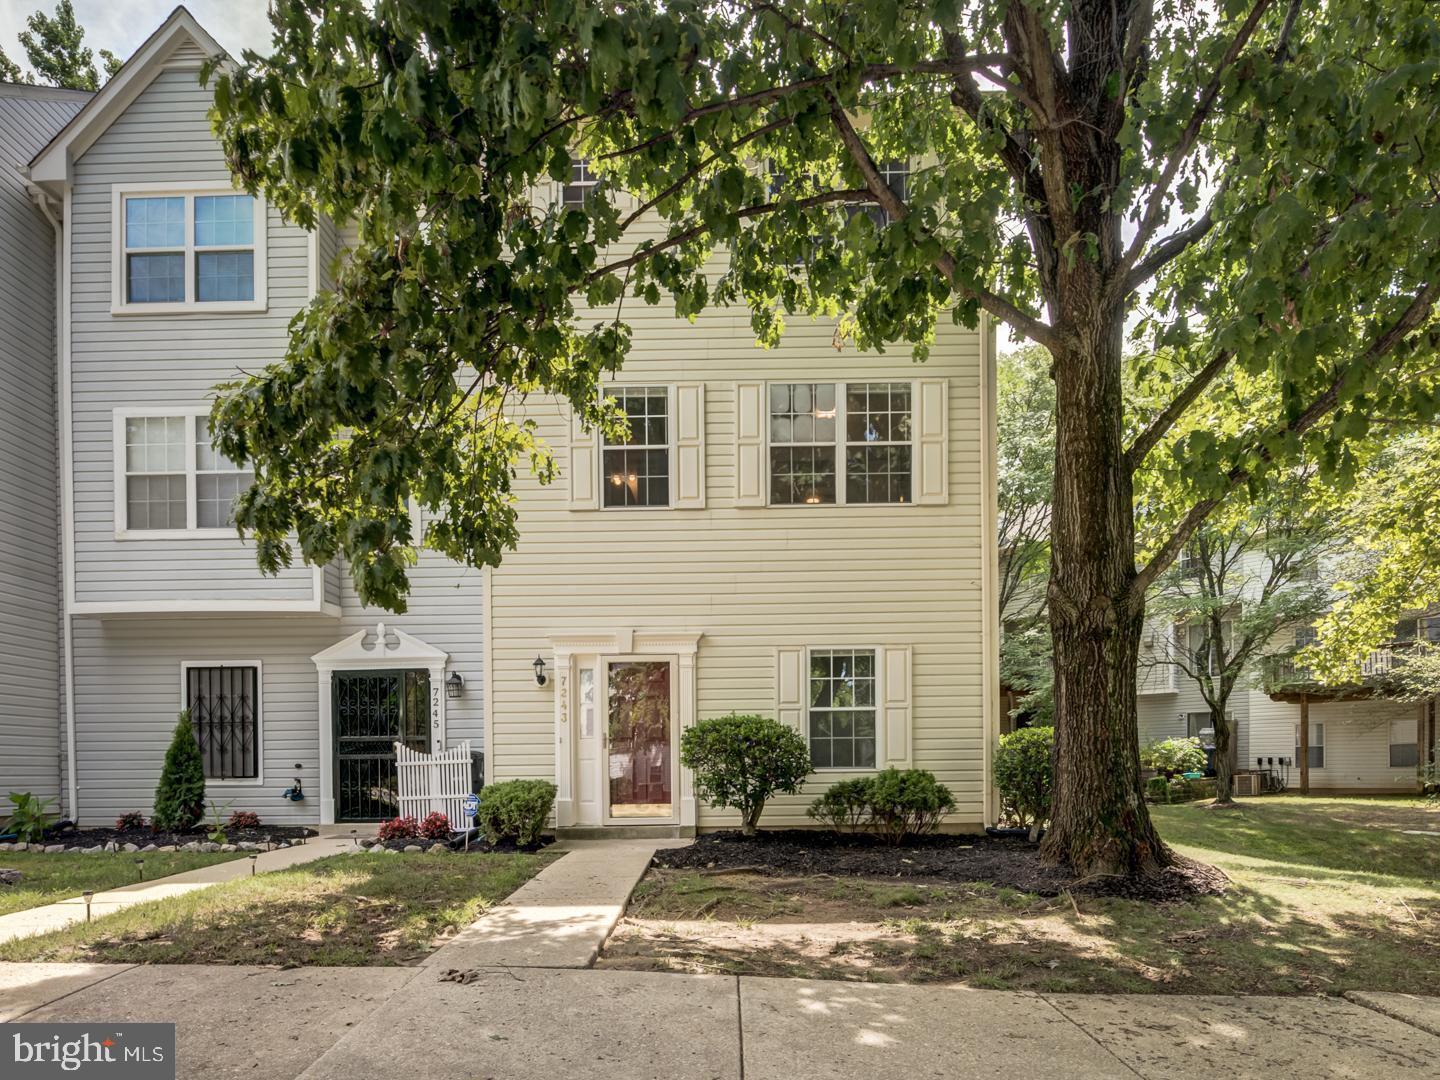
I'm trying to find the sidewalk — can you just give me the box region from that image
[0,837,355,945]
[3,961,1437,1079]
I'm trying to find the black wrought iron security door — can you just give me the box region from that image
[333,669,431,821]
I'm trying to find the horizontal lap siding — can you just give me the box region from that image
[1248,693,1422,791]
[70,617,344,824]
[489,306,988,824]
[69,68,314,606]
[0,90,86,802]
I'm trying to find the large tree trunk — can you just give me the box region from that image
[1039,302,1173,877]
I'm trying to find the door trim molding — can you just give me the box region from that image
[312,622,449,825]
[547,631,701,829]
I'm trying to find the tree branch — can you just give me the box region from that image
[1121,205,1217,296]
[1125,349,1233,468]
[825,96,1061,351]
[1129,279,1440,602]
[1114,0,1278,285]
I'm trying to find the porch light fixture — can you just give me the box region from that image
[446,671,465,699]
[533,656,549,686]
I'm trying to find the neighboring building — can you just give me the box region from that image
[1136,566,1434,794]
[4,8,1001,831]
[0,81,91,808]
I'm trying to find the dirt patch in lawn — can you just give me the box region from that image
[0,851,558,966]
[654,830,1223,900]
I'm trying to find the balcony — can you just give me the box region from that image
[1262,644,1409,697]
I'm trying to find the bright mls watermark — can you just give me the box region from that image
[2,1023,175,1079]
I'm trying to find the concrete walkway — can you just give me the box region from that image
[3,962,1438,1079]
[0,837,355,945]
[425,839,673,969]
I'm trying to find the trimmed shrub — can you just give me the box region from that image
[3,792,56,844]
[680,713,811,836]
[475,780,556,847]
[993,727,1054,841]
[152,712,206,831]
[806,777,873,831]
[227,810,261,830]
[865,768,956,846]
[1141,737,1207,777]
[377,816,419,841]
[1145,775,1170,802]
[418,811,451,840]
[115,811,146,831]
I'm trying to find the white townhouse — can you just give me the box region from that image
[3,7,1000,833]
[1135,558,1435,794]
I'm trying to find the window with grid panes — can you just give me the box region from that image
[602,386,670,508]
[807,649,878,769]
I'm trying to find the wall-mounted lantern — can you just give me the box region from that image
[446,671,465,699]
[533,656,549,686]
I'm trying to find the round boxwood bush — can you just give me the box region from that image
[680,713,811,836]
[475,779,556,847]
[993,726,1053,841]
[805,777,874,831]
[865,768,956,845]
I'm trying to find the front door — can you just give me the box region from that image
[333,669,431,821]
[605,659,676,822]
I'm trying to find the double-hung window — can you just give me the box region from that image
[184,663,260,780]
[855,160,909,228]
[117,410,253,535]
[1390,716,1419,768]
[563,157,600,207]
[602,386,670,508]
[807,648,878,769]
[114,184,265,312]
[769,381,913,505]
[1295,722,1325,769]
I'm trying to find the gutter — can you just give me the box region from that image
[28,179,78,825]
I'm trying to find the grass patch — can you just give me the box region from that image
[0,851,243,916]
[601,795,1440,994]
[0,851,556,966]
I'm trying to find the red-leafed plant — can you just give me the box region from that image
[377,816,419,841]
[227,810,262,829]
[115,811,146,831]
[418,811,451,840]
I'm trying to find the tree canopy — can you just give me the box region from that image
[209,0,1440,875]
[0,1,119,90]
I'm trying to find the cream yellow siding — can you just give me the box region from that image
[486,300,996,828]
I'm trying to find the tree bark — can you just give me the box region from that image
[1039,303,1172,877]
[1211,705,1235,805]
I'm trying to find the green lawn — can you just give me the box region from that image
[600,795,1440,994]
[0,851,243,917]
[0,851,557,966]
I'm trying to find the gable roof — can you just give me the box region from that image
[26,6,226,188]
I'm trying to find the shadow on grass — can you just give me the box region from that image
[0,852,556,967]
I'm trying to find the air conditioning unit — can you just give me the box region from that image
[1231,773,1261,797]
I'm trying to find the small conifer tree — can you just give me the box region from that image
[152,711,206,830]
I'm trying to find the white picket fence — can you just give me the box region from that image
[394,739,473,827]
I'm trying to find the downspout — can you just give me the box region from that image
[29,181,78,824]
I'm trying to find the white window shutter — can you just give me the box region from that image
[914,378,948,505]
[881,646,912,766]
[674,383,706,509]
[567,407,599,510]
[775,646,805,732]
[734,381,766,506]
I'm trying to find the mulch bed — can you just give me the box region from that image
[361,834,555,854]
[653,830,1225,901]
[16,824,317,852]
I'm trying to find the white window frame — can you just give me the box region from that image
[1295,721,1325,770]
[1389,715,1419,769]
[179,660,264,786]
[765,380,917,507]
[804,644,885,772]
[561,156,600,207]
[113,406,251,539]
[599,384,675,511]
[111,181,267,315]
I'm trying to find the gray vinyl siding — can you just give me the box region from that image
[69,558,485,824]
[68,67,316,606]
[0,86,87,804]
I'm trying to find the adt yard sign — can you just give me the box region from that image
[463,793,479,821]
